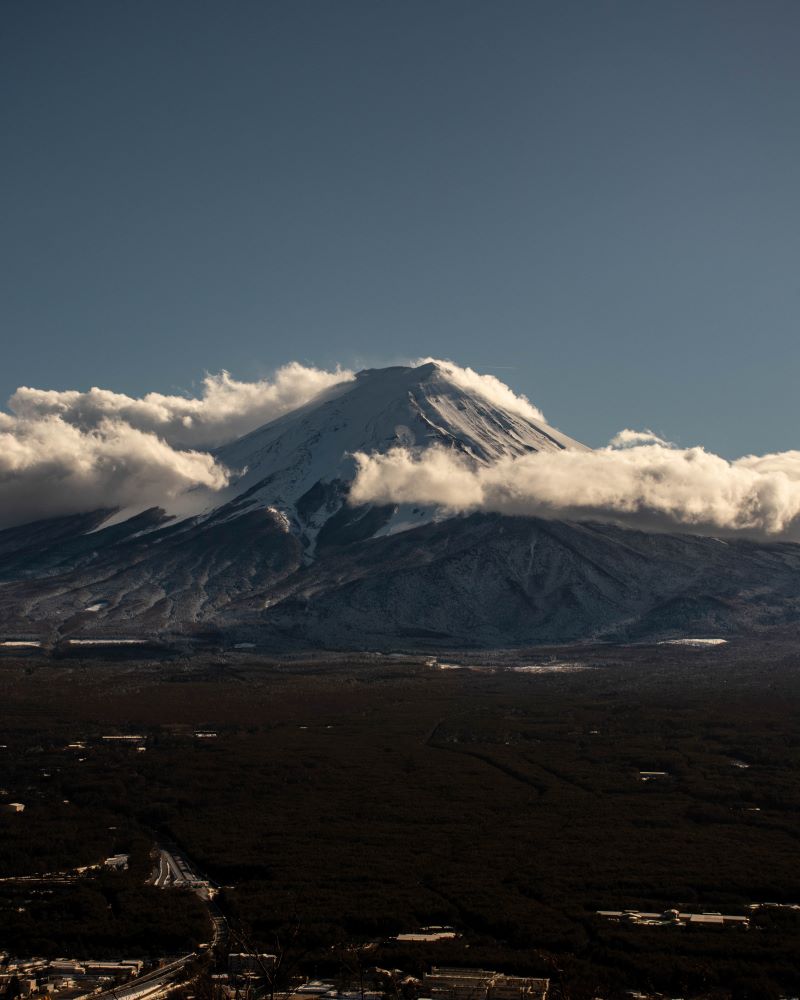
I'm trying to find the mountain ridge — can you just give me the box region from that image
[0,361,798,650]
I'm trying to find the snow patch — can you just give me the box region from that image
[511,661,589,673]
[659,638,728,648]
[84,601,109,613]
[67,639,149,646]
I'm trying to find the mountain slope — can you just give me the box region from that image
[3,509,800,649]
[223,515,800,649]
[1,361,799,650]
[212,361,585,547]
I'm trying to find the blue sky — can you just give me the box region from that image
[2,0,799,457]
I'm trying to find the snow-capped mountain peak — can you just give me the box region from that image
[212,361,584,549]
[3,362,798,651]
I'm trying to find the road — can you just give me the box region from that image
[0,863,101,885]
[92,954,196,1000]
[91,843,229,1000]
[152,845,213,900]
[151,842,228,940]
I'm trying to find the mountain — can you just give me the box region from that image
[212,361,584,550]
[1,361,799,651]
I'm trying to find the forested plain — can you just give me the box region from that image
[2,640,800,996]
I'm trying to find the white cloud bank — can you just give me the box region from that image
[10,362,354,449]
[351,438,800,540]
[0,363,353,528]
[0,415,228,528]
[3,357,800,542]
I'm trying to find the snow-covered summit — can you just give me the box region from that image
[3,362,798,648]
[212,361,584,547]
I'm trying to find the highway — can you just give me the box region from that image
[90,844,229,1000]
[91,954,196,1000]
[152,845,213,899]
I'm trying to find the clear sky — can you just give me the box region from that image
[2,0,799,457]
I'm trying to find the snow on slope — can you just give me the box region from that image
[213,361,585,547]
[6,363,800,648]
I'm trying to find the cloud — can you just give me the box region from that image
[0,415,229,529]
[5,357,800,542]
[350,439,800,540]
[10,362,354,449]
[417,358,546,423]
[0,362,353,529]
[609,428,673,448]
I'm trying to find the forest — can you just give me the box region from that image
[2,639,800,996]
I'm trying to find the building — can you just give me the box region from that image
[48,962,84,976]
[83,961,142,977]
[394,926,458,943]
[104,854,130,870]
[228,954,276,978]
[489,976,549,1000]
[597,909,749,928]
[422,968,549,1000]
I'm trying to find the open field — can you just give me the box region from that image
[2,640,800,996]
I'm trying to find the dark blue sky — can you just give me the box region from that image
[3,0,799,456]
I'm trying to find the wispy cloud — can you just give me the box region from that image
[415,357,546,423]
[608,428,673,448]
